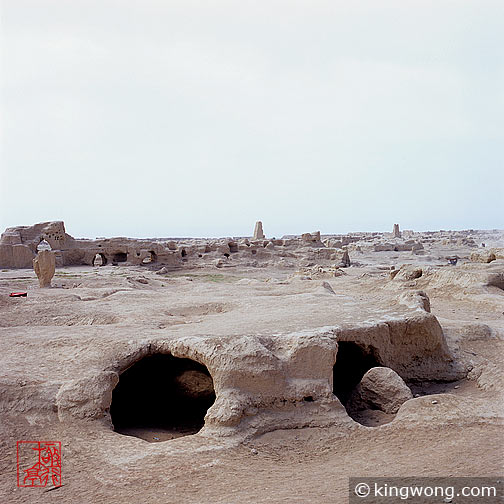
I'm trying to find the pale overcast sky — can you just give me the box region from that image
[1,1,502,238]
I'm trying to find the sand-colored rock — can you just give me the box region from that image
[33,249,56,288]
[398,290,431,312]
[349,366,413,414]
[392,264,423,281]
[470,251,496,263]
[340,250,351,268]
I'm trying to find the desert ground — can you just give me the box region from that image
[0,223,503,503]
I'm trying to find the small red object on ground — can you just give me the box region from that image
[10,292,27,297]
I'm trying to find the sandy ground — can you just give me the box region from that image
[1,241,503,503]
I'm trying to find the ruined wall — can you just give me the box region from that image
[0,221,181,269]
[1,220,497,271]
[54,312,463,437]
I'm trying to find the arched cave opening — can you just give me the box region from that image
[37,239,52,252]
[110,354,215,441]
[332,341,381,407]
[112,252,127,263]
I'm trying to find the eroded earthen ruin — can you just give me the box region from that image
[1,220,502,503]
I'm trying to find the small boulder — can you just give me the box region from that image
[321,281,336,294]
[175,370,214,399]
[470,251,496,264]
[348,367,413,414]
[411,242,424,254]
[398,290,431,312]
[392,264,423,281]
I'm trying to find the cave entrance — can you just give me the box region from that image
[332,341,381,406]
[142,251,157,264]
[112,252,127,263]
[110,354,215,442]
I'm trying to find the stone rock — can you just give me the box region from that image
[321,281,336,294]
[33,250,56,288]
[253,221,265,240]
[398,290,431,313]
[470,251,496,263]
[392,264,423,281]
[340,250,351,268]
[491,248,504,260]
[128,276,148,284]
[393,224,401,238]
[175,370,214,399]
[411,242,424,254]
[348,367,413,414]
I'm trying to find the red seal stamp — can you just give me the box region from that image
[16,441,62,488]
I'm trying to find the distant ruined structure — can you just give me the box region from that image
[0,221,181,269]
[393,224,401,238]
[253,221,265,240]
[0,221,346,269]
[0,220,494,271]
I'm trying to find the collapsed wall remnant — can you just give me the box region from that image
[470,251,496,264]
[393,223,401,238]
[340,250,351,268]
[0,221,181,269]
[49,308,464,439]
[301,231,321,243]
[33,250,56,288]
[1,221,499,273]
[253,221,265,240]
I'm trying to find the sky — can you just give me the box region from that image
[1,0,503,239]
